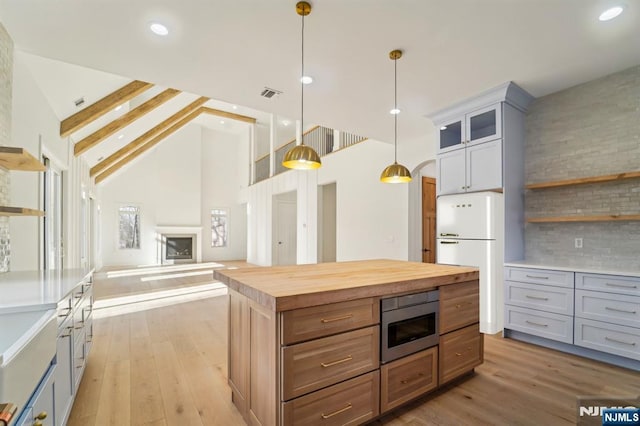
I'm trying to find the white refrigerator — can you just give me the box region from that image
[436,192,504,334]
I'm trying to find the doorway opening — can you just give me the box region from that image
[43,156,63,270]
[272,191,297,266]
[317,182,336,263]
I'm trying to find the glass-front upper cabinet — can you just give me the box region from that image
[437,103,502,153]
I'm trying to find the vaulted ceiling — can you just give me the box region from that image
[2,0,640,179]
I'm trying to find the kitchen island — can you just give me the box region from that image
[214,259,482,426]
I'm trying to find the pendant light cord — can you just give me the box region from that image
[300,12,305,146]
[394,56,398,163]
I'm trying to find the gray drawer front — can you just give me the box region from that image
[505,305,573,344]
[575,318,640,361]
[575,290,640,328]
[505,281,574,315]
[505,267,574,288]
[576,273,640,297]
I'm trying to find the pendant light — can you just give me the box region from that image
[380,49,412,183]
[282,1,322,170]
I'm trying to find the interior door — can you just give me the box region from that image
[422,177,436,263]
[274,196,297,265]
[43,157,63,270]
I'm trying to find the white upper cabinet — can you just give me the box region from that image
[438,103,502,154]
[429,82,534,196]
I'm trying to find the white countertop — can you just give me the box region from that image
[504,261,640,278]
[0,310,55,366]
[0,268,93,313]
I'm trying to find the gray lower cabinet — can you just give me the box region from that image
[14,363,56,426]
[505,266,640,364]
[504,267,574,344]
[574,273,640,361]
[53,276,94,426]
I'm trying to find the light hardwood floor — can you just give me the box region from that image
[68,263,640,425]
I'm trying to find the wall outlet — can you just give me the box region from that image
[575,238,583,249]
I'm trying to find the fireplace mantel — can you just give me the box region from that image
[156,226,203,263]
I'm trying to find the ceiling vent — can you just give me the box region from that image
[260,87,282,99]
[74,97,85,107]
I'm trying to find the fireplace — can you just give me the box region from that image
[161,233,197,264]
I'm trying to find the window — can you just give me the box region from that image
[211,209,228,247]
[119,205,140,249]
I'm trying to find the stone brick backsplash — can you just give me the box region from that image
[0,23,13,272]
[524,65,640,270]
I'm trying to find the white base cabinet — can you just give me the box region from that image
[505,265,640,368]
[14,363,55,426]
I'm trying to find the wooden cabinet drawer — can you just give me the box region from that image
[575,290,640,328]
[576,273,640,297]
[439,323,482,385]
[282,326,379,401]
[439,281,479,334]
[575,318,640,361]
[281,298,378,345]
[505,281,574,315]
[282,371,380,426]
[381,347,437,413]
[505,305,573,344]
[505,267,574,288]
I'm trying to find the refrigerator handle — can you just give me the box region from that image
[440,241,459,244]
[439,233,459,237]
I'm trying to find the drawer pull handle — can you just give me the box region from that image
[605,306,637,314]
[525,295,549,301]
[525,275,549,280]
[401,372,425,384]
[34,411,47,421]
[525,320,548,327]
[455,346,474,356]
[605,282,638,289]
[321,355,353,368]
[321,403,352,419]
[605,336,636,346]
[440,241,459,244]
[321,314,353,323]
[440,233,459,237]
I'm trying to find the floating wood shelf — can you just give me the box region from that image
[527,214,640,223]
[0,206,45,216]
[525,171,640,189]
[0,147,46,171]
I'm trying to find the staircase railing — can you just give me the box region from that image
[254,125,367,184]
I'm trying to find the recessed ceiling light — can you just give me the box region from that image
[440,126,447,130]
[232,105,238,110]
[282,120,290,126]
[599,6,624,21]
[114,105,123,112]
[390,108,401,115]
[150,22,169,36]
[300,75,313,85]
[220,120,225,124]
[117,134,125,140]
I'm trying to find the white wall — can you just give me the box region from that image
[99,124,203,266]
[99,124,250,267]
[319,141,408,261]
[10,51,92,271]
[246,139,408,266]
[201,127,249,261]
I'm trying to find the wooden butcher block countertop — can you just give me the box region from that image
[214,259,479,312]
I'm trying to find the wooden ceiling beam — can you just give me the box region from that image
[95,108,203,184]
[200,107,256,124]
[74,88,181,156]
[60,80,153,138]
[90,97,208,177]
